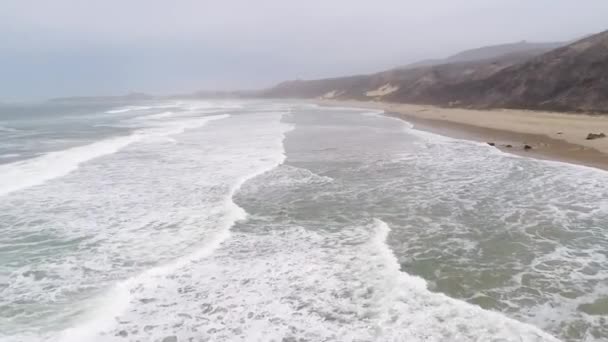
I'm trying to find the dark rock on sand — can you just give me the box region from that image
[524,144,533,150]
[586,133,606,140]
[487,142,496,146]
[505,144,513,148]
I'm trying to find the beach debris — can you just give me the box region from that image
[524,144,533,150]
[487,142,495,146]
[505,144,513,148]
[586,132,606,140]
[557,131,563,135]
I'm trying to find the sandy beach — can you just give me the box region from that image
[318,100,608,171]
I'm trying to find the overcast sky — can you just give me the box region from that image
[2,0,608,100]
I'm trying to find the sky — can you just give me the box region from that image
[1,0,608,100]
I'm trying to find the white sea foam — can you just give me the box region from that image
[105,106,153,114]
[104,102,185,114]
[185,103,244,111]
[360,109,390,118]
[364,111,608,339]
[3,101,604,341]
[0,125,18,132]
[308,103,370,112]
[54,112,294,342]
[367,219,559,341]
[406,119,608,176]
[79,214,558,341]
[252,164,334,187]
[0,135,141,197]
[136,111,174,120]
[0,114,229,197]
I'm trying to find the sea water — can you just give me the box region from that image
[0,100,607,341]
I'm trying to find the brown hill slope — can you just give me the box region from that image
[430,30,608,112]
[401,41,565,69]
[261,53,530,101]
[261,31,608,113]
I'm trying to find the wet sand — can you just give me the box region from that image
[317,100,608,171]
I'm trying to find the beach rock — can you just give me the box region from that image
[487,142,495,146]
[505,144,513,148]
[586,133,606,140]
[524,144,533,150]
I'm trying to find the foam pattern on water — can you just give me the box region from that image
[0,102,230,197]
[383,126,608,341]
[253,106,606,341]
[0,106,291,341]
[82,215,556,341]
[2,102,607,342]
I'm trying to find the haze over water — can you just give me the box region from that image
[1,100,607,341]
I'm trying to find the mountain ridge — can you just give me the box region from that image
[260,31,608,114]
[401,40,566,69]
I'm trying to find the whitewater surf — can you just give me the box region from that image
[1,100,607,341]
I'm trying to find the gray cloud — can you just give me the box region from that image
[2,0,608,99]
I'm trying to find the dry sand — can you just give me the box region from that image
[317,100,608,171]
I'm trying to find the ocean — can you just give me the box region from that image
[0,99,607,342]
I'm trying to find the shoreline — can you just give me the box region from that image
[316,99,608,172]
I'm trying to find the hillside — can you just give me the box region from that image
[402,41,565,69]
[261,31,608,113]
[434,31,608,112]
[262,53,531,101]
